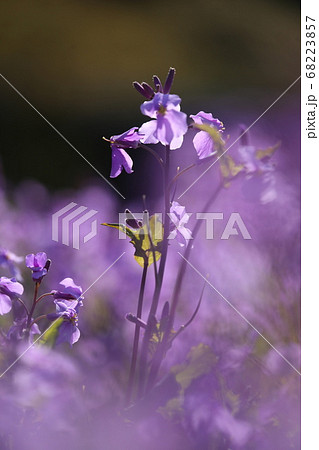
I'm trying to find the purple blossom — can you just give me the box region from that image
[52,277,83,301]
[108,127,142,178]
[7,316,40,341]
[168,201,192,246]
[47,299,82,346]
[139,93,188,149]
[0,277,24,315]
[25,252,49,281]
[0,248,23,280]
[238,144,277,204]
[190,111,224,159]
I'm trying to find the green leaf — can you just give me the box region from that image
[255,141,280,161]
[148,319,176,359]
[38,317,64,347]
[102,214,163,267]
[171,343,217,391]
[194,124,244,185]
[158,343,217,421]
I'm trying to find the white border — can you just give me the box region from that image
[301,0,318,448]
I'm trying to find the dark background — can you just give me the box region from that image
[0,0,300,201]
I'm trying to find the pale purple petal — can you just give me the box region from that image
[139,93,187,148]
[110,146,133,178]
[139,120,160,145]
[0,293,12,315]
[159,110,188,148]
[193,130,216,159]
[111,127,141,149]
[190,111,224,130]
[0,277,24,296]
[55,322,80,346]
[58,278,83,298]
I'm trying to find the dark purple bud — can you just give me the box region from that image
[239,124,249,146]
[44,259,51,272]
[125,209,143,229]
[163,67,176,94]
[125,313,147,329]
[133,81,148,98]
[159,301,170,333]
[153,75,163,93]
[141,82,155,99]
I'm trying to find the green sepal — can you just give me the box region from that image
[102,214,163,267]
[38,317,64,348]
[194,124,244,185]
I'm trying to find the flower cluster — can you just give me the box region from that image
[104,67,225,177]
[0,251,83,346]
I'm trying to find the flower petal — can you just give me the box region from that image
[193,130,216,159]
[139,120,159,145]
[0,293,12,315]
[110,146,133,178]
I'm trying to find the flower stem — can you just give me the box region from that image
[125,258,148,406]
[29,315,47,327]
[146,182,224,390]
[138,145,171,397]
[26,282,40,329]
[16,297,29,316]
[139,143,164,170]
[35,292,54,304]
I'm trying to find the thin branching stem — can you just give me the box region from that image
[138,145,171,396]
[126,258,148,406]
[139,143,164,170]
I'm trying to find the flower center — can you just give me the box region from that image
[64,309,78,325]
[158,104,167,115]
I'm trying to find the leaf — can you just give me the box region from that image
[195,124,244,184]
[255,141,280,161]
[102,214,163,267]
[171,343,217,391]
[38,317,64,348]
[157,343,217,421]
[148,318,176,360]
[195,123,225,156]
[219,155,244,186]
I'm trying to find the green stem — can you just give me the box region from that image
[29,314,47,327]
[27,282,40,329]
[125,259,148,406]
[138,145,171,396]
[16,297,29,316]
[139,143,164,170]
[146,182,224,390]
[35,292,54,304]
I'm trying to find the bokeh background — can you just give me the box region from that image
[1,0,300,200]
[0,1,301,449]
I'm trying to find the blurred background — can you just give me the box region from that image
[1,0,300,201]
[0,3,301,448]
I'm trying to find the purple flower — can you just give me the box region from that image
[190,111,224,159]
[52,277,83,301]
[0,277,24,315]
[108,127,142,178]
[47,299,82,346]
[238,143,277,204]
[25,252,49,281]
[139,93,188,149]
[7,316,40,341]
[168,201,192,246]
[0,248,23,280]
